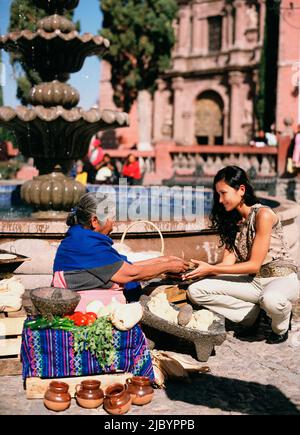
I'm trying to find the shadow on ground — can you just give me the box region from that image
[165,373,300,415]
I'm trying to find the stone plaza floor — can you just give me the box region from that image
[0,305,300,416]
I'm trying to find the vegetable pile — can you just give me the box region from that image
[25,311,115,368]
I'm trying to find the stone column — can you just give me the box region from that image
[172,77,185,144]
[233,0,246,48]
[222,12,228,51]
[226,4,233,49]
[153,79,168,142]
[178,5,191,56]
[137,90,153,151]
[200,17,208,56]
[228,71,245,143]
[258,0,266,44]
[191,3,202,55]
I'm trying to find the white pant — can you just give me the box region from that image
[187,273,299,334]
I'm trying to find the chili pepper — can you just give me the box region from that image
[26,317,54,330]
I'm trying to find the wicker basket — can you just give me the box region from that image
[117,220,165,261]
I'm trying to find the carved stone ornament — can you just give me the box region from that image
[21,166,86,215]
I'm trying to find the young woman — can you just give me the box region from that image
[53,192,188,302]
[184,166,299,344]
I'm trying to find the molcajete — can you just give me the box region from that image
[139,293,226,362]
[126,376,154,406]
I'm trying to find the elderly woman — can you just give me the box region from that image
[53,192,188,304]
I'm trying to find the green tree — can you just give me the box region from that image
[255,0,280,131]
[100,0,178,113]
[0,50,14,142]
[8,0,78,105]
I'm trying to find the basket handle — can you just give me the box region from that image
[120,221,165,256]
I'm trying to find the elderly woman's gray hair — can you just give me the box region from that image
[66,192,115,227]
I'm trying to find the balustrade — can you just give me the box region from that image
[102,141,287,185]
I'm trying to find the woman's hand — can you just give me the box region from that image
[182,259,214,280]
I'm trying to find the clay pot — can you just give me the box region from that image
[126,376,154,406]
[103,383,132,415]
[44,381,71,412]
[75,380,104,409]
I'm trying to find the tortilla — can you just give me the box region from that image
[0,254,17,260]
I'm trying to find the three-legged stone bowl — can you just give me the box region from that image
[139,293,226,362]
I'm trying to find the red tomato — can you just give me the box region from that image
[84,313,97,326]
[72,313,87,327]
[85,312,97,320]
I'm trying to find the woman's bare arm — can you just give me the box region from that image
[212,208,275,275]
[218,248,237,266]
[183,208,276,279]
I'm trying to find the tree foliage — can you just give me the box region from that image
[8,0,77,104]
[255,0,280,131]
[100,0,178,112]
[0,50,14,142]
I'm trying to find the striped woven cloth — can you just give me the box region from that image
[21,324,154,381]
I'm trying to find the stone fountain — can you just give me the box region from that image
[0,0,129,217]
[0,0,299,294]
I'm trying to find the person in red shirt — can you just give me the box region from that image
[83,136,104,183]
[122,154,142,185]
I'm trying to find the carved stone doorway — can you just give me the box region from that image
[195,91,224,145]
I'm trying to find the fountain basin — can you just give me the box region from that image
[0,182,299,289]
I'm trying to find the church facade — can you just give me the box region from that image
[99,0,299,148]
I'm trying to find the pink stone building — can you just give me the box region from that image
[99,0,300,149]
[276,0,300,133]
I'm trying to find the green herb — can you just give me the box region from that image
[73,316,116,368]
[26,316,76,332]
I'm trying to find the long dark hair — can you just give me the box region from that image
[210,166,259,251]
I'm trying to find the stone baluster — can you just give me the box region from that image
[270,157,276,177]
[195,153,204,168]
[222,155,229,166]
[228,153,236,166]
[187,154,196,170]
[215,156,223,172]
[172,154,179,170]
[181,154,188,169]
[250,155,260,176]
[260,156,271,176]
